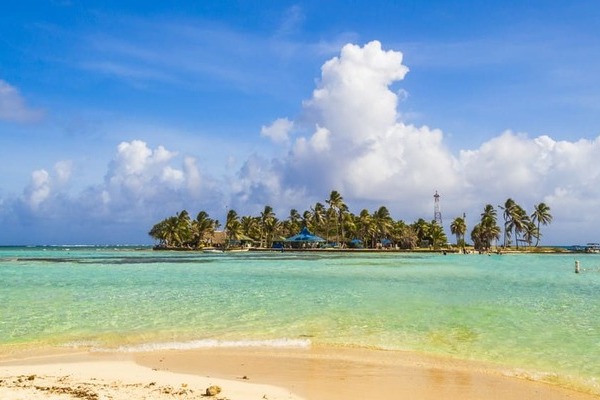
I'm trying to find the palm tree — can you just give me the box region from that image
[163,216,181,247]
[302,210,313,231]
[264,216,280,248]
[287,209,302,236]
[338,203,349,246]
[481,204,497,224]
[373,206,393,247]
[225,209,242,246]
[531,202,552,246]
[160,214,188,248]
[470,223,483,250]
[506,204,529,249]
[412,218,430,246]
[311,202,326,237]
[522,220,538,248]
[260,205,276,248]
[326,190,345,245]
[356,209,373,247]
[169,210,192,248]
[471,222,501,252]
[340,209,355,246]
[240,216,259,240]
[325,206,336,243]
[429,223,448,249]
[396,223,418,249]
[192,211,216,248]
[149,218,170,246]
[484,220,502,251]
[450,216,467,250]
[472,204,501,251]
[499,198,516,247]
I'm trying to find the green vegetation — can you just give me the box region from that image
[149,191,552,251]
[467,200,553,252]
[149,190,447,250]
[148,209,219,249]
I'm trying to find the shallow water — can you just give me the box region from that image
[1,247,599,389]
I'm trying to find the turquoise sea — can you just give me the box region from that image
[1,247,599,392]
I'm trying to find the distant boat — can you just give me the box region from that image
[571,243,600,253]
[203,248,224,254]
[586,243,600,253]
[225,248,250,253]
[202,247,249,254]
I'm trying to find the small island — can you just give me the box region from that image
[149,190,554,253]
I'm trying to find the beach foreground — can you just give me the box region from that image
[1,347,598,400]
[0,350,302,400]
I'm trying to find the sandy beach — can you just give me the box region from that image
[0,349,302,400]
[1,347,598,400]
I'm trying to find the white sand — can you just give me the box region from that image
[0,358,303,400]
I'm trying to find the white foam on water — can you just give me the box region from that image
[93,338,312,353]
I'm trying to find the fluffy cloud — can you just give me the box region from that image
[235,40,600,243]
[22,169,51,210]
[104,140,179,202]
[459,132,600,204]
[96,140,223,220]
[0,79,43,122]
[8,140,220,242]
[20,161,75,211]
[457,132,600,242]
[4,40,600,244]
[238,41,460,212]
[303,40,408,139]
[260,118,294,144]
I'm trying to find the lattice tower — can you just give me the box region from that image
[433,191,442,225]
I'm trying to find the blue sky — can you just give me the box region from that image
[1,0,600,245]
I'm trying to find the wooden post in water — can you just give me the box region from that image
[575,260,580,274]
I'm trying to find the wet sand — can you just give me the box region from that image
[2,346,597,399]
[135,346,600,400]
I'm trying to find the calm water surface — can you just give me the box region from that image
[1,246,599,390]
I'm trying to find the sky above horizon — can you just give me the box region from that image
[1,0,600,245]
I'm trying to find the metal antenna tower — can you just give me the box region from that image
[433,191,442,225]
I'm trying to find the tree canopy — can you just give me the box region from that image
[148,191,551,251]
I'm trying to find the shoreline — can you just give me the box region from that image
[2,347,599,399]
[154,245,579,254]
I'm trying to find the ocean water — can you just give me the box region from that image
[1,246,599,391]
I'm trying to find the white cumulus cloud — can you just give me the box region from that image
[104,140,180,202]
[84,139,222,224]
[5,139,224,244]
[232,40,600,244]
[20,160,74,211]
[237,40,459,211]
[261,117,294,144]
[22,169,51,210]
